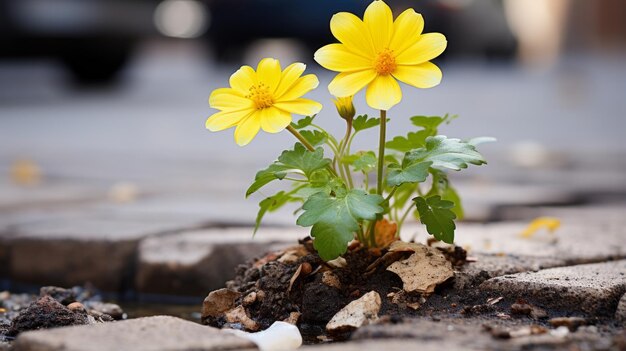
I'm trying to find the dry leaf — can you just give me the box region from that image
[374,219,398,248]
[326,291,381,333]
[387,243,454,294]
[202,288,241,319]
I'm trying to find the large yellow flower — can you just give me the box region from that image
[314,0,447,111]
[206,58,322,146]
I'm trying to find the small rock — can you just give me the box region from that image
[283,312,301,325]
[321,271,341,289]
[67,302,86,313]
[224,306,259,331]
[8,296,88,336]
[39,286,76,305]
[242,292,257,306]
[326,291,381,334]
[550,325,570,338]
[549,317,587,331]
[201,288,241,321]
[386,242,454,294]
[85,302,124,320]
[510,299,547,319]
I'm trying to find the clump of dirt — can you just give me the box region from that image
[202,238,457,341]
[7,295,89,336]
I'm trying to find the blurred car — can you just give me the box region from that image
[205,0,516,62]
[0,0,160,83]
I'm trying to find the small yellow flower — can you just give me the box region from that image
[332,95,356,121]
[314,0,447,110]
[206,58,323,146]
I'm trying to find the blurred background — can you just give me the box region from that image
[1,0,626,224]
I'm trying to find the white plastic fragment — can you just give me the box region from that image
[226,321,302,351]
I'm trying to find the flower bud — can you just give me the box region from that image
[332,96,355,122]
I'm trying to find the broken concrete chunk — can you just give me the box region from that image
[201,288,241,320]
[224,306,259,331]
[386,243,454,294]
[326,291,381,333]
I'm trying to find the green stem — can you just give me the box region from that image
[376,110,387,195]
[286,125,339,177]
[338,120,354,189]
[384,186,397,203]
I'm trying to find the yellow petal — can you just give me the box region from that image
[330,12,375,58]
[275,62,306,99]
[229,65,256,95]
[328,70,377,97]
[234,112,262,146]
[274,98,322,116]
[205,108,254,131]
[314,44,373,73]
[396,33,447,65]
[209,88,253,110]
[365,75,401,110]
[392,62,442,89]
[260,107,292,133]
[520,217,561,238]
[390,9,424,54]
[276,74,319,102]
[257,58,282,93]
[364,0,393,52]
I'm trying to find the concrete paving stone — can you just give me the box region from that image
[135,227,307,296]
[409,216,626,264]
[454,183,577,222]
[480,260,626,316]
[1,214,208,291]
[453,254,567,289]
[11,315,257,351]
[616,293,626,324]
[495,204,626,224]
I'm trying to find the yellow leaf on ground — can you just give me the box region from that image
[519,217,561,238]
[10,159,41,186]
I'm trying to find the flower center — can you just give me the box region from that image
[373,49,397,75]
[246,83,274,110]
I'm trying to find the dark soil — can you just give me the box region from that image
[202,237,625,344]
[205,238,455,340]
[7,295,89,336]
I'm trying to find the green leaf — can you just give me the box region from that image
[410,115,443,129]
[391,183,416,210]
[385,130,430,152]
[413,195,456,243]
[427,170,464,219]
[290,115,315,130]
[300,130,328,147]
[387,161,432,187]
[467,136,497,147]
[246,143,331,197]
[343,151,377,173]
[352,115,381,132]
[254,191,295,235]
[309,222,355,261]
[297,189,384,260]
[405,135,486,171]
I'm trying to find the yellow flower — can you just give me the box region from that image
[332,95,356,121]
[314,0,447,111]
[206,58,322,146]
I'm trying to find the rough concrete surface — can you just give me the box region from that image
[1,214,206,290]
[12,316,257,351]
[136,227,305,296]
[480,260,626,316]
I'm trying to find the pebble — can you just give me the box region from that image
[549,317,587,331]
